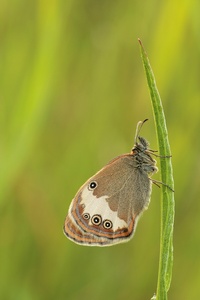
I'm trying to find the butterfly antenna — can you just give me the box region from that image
[134,119,148,144]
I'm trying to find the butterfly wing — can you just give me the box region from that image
[64,154,152,246]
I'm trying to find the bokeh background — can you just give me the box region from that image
[1,0,200,299]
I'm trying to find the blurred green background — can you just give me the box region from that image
[1,0,200,299]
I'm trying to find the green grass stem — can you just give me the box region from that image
[138,39,175,300]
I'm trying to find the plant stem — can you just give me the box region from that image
[138,39,175,300]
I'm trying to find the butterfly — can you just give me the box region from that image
[63,119,171,246]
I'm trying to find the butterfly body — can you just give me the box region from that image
[64,120,159,246]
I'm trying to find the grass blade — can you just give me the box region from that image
[138,39,175,300]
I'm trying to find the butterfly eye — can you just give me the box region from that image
[91,215,102,226]
[103,220,113,229]
[83,213,90,220]
[88,181,98,190]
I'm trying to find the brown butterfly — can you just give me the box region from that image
[63,119,171,246]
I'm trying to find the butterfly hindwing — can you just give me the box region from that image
[64,154,152,246]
